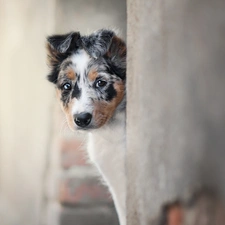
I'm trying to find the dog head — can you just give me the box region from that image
[46,29,126,130]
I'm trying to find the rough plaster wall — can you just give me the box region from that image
[127,0,225,224]
[0,1,56,225]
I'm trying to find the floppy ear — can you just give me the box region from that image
[105,35,126,80]
[82,29,126,79]
[46,32,80,83]
[47,32,80,66]
[81,29,114,59]
[47,32,81,53]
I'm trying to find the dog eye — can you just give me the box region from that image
[62,83,72,91]
[95,80,107,88]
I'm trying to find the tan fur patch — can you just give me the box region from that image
[56,89,75,131]
[66,68,76,80]
[113,80,125,106]
[88,70,98,82]
[93,80,125,127]
[63,98,76,131]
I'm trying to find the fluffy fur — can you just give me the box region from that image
[46,29,126,225]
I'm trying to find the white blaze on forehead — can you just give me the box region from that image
[71,49,93,115]
[71,49,91,76]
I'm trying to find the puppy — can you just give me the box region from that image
[46,29,126,225]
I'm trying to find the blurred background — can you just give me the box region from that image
[0,0,126,225]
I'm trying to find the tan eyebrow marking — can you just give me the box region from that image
[88,69,98,82]
[66,68,76,80]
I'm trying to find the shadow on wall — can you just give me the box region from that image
[0,1,126,225]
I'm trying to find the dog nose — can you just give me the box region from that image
[74,113,92,127]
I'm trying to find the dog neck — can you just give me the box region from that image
[91,109,125,141]
[86,102,126,225]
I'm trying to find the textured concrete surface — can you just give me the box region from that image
[127,0,225,224]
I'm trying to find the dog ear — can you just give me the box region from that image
[46,32,80,66]
[105,35,126,79]
[47,32,80,53]
[81,29,115,59]
[82,29,126,79]
[46,32,80,83]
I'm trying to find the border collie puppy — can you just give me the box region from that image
[46,29,126,225]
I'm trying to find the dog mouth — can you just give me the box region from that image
[76,124,96,131]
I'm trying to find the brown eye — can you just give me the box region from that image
[63,83,71,91]
[95,80,107,88]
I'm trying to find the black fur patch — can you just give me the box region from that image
[72,82,81,99]
[47,32,81,54]
[105,61,126,80]
[47,66,60,84]
[105,84,117,101]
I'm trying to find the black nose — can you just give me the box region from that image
[74,113,92,128]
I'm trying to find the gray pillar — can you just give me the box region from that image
[127,0,225,224]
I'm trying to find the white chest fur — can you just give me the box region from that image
[87,112,126,225]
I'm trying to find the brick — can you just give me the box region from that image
[60,138,87,169]
[59,167,113,206]
[60,206,119,225]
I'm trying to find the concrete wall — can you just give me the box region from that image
[127,0,225,224]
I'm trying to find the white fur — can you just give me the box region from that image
[72,86,93,115]
[71,50,93,115]
[71,49,90,76]
[88,111,126,225]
